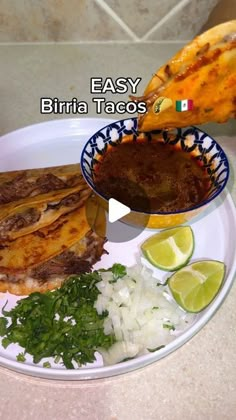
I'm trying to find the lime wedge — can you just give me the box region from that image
[168,260,225,312]
[141,226,194,271]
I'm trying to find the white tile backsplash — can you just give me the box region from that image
[0,0,223,42]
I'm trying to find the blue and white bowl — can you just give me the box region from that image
[81,118,229,228]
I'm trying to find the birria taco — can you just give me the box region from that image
[0,164,106,295]
[133,21,236,130]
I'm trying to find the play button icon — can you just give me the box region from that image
[108,198,130,223]
[85,177,150,243]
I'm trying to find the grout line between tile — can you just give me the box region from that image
[94,0,139,41]
[141,0,190,41]
[0,40,189,46]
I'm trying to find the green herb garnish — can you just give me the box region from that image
[111,263,127,280]
[163,323,175,331]
[43,361,51,368]
[16,352,26,362]
[148,345,165,352]
[0,317,8,335]
[0,271,116,369]
[100,263,127,283]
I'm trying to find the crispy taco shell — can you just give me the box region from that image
[135,21,236,131]
[0,164,107,295]
[0,163,84,205]
[0,230,106,295]
[0,184,91,241]
[0,163,81,185]
[0,206,91,272]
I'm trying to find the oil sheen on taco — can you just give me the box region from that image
[0,164,106,295]
[133,21,236,131]
[0,164,91,241]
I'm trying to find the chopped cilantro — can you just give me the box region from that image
[17,352,26,362]
[163,323,175,331]
[111,263,127,280]
[0,317,7,335]
[0,270,116,369]
[148,345,165,352]
[43,362,51,368]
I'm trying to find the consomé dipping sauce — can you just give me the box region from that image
[93,136,210,213]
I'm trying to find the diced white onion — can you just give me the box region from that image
[95,263,195,365]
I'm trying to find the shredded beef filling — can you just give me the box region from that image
[47,192,83,210]
[30,253,91,280]
[30,231,106,283]
[0,189,91,238]
[0,208,41,235]
[0,172,85,204]
[0,173,33,204]
[65,174,83,187]
[33,174,66,195]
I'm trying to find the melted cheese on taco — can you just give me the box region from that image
[0,230,106,295]
[0,206,90,272]
[134,21,236,131]
[0,185,91,241]
[0,164,91,241]
[0,164,107,295]
[0,163,83,204]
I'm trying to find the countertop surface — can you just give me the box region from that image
[0,43,236,420]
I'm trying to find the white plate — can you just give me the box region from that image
[0,118,236,380]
